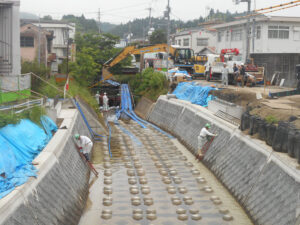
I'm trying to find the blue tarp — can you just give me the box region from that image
[173,82,215,107]
[0,116,57,199]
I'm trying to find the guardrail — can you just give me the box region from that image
[0,98,44,114]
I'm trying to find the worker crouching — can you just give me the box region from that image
[196,123,217,160]
[75,134,93,161]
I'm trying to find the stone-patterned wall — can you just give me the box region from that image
[148,96,300,225]
[0,109,90,225]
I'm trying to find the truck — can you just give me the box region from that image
[205,48,263,86]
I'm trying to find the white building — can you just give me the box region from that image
[0,0,31,103]
[212,16,300,86]
[32,21,76,72]
[0,0,20,76]
[173,25,217,55]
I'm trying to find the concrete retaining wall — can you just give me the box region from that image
[0,108,91,225]
[134,97,155,120]
[148,96,300,225]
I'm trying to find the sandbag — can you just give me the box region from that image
[241,112,250,131]
[266,124,276,146]
[258,120,267,141]
[272,122,289,152]
[287,129,297,158]
[249,116,260,136]
[294,133,300,164]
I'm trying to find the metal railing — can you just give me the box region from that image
[0,98,44,114]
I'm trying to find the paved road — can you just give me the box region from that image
[79,120,252,225]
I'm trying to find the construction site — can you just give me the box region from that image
[1,0,300,225]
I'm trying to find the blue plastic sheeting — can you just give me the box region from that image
[104,79,120,86]
[168,69,189,75]
[116,84,173,139]
[173,82,215,107]
[0,117,57,199]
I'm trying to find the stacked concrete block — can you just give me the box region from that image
[147,95,300,225]
[1,109,90,225]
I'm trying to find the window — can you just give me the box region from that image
[217,32,222,42]
[294,27,300,41]
[197,38,208,46]
[231,29,242,41]
[183,38,189,46]
[226,30,230,41]
[256,26,261,39]
[178,39,181,46]
[20,36,34,47]
[268,25,289,39]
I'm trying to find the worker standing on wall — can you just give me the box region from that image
[95,91,100,105]
[240,64,246,87]
[233,63,239,85]
[196,123,217,160]
[74,134,93,161]
[222,63,229,87]
[103,92,109,111]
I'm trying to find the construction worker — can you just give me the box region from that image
[74,134,93,161]
[196,123,217,160]
[221,63,229,87]
[233,63,239,85]
[95,91,100,105]
[103,92,109,111]
[240,64,246,87]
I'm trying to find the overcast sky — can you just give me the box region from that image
[20,0,300,24]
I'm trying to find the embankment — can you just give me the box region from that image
[147,96,300,225]
[0,104,91,225]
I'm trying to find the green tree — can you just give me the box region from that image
[42,15,52,21]
[149,29,167,44]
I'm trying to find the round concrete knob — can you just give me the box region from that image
[103,162,111,169]
[223,214,233,221]
[169,170,177,176]
[191,169,200,175]
[101,213,112,219]
[210,196,219,201]
[132,199,141,206]
[133,209,143,214]
[124,162,132,168]
[176,208,186,214]
[104,178,112,185]
[146,213,157,220]
[104,169,112,177]
[191,214,202,221]
[127,169,135,176]
[128,178,137,185]
[162,177,172,184]
[189,208,199,214]
[134,162,142,168]
[103,186,112,195]
[159,169,168,176]
[133,213,143,220]
[183,196,192,201]
[213,199,222,205]
[137,169,145,176]
[219,208,229,214]
[102,209,112,214]
[174,178,182,184]
[165,162,173,168]
[178,187,188,194]
[178,214,188,221]
[184,199,194,205]
[130,187,139,195]
[139,177,148,184]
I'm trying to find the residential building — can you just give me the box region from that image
[20,24,54,66]
[212,16,300,86]
[0,0,31,103]
[172,22,220,55]
[29,21,76,73]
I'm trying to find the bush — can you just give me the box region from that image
[265,115,279,124]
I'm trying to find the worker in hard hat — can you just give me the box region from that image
[95,91,100,105]
[222,63,229,87]
[103,92,109,111]
[196,123,217,160]
[74,134,93,161]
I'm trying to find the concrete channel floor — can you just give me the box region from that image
[78,120,253,225]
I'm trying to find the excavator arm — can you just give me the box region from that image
[101,44,174,82]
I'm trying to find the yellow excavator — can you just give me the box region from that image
[91,43,206,87]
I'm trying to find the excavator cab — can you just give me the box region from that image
[173,48,195,65]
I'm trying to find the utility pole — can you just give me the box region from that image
[98,8,101,34]
[245,0,251,63]
[234,0,251,63]
[146,7,152,30]
[166,0,171,76]
[38,15,41,65]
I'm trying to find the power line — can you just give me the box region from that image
[254,0,300,12]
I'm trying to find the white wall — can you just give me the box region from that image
[174,29,216,54]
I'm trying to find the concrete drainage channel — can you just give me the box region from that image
[79,120,252,225]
